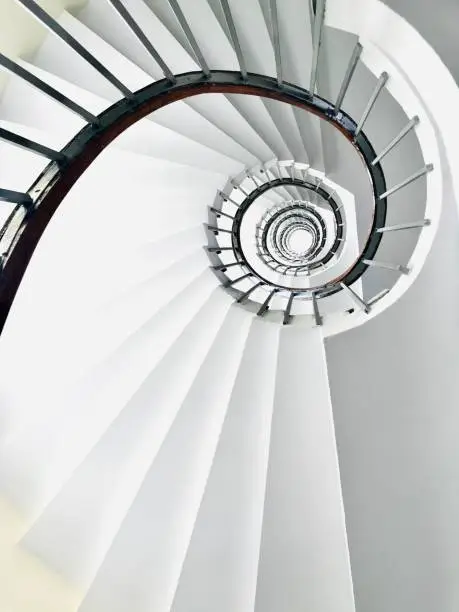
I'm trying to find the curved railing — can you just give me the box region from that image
[0,0,434,330]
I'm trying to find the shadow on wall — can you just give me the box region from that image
[324,153,459,612]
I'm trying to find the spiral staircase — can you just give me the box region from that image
[0,0,458,610]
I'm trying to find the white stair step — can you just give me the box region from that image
[0,253,214,443]
[138,0,278,162]
[35,10,149,100]
[277,162,304,200]
[0,143,225,349]
[67,3,269,164]
[71,2,262,165]
[170,317,279,612]
[83,225,207,304]
[187,95,268,163]
[78,305,253,612]
[129,0,199,61]
[276,0,325,169]
[57,10,152,92]
[317,27,360,174]
[1,61,244,174]
[0,144,222,333]
[164,0,241,70]
[151,101,260,166]
[31,224,207,315]
[185,0,293,159]
[268,163,300,201]
[28,13,125,103]
[218,0,309,162]
[0,269,219,520]
[75,0,197,78]
[116,117,245,174]
[34,9,256,164]
[0,67,87,147]
[204,0,313,159]
[254,326,355,612]
[21,287,233,588]
[0,141,228,423]
[47,147,225,246]
[28,11,257,165]
[2,58,112,123]
[88,251,212,361]
[256,0,325,169]
[226,93,292,159]
[1,236,210,382]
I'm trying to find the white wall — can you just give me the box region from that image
[324,151,459,610]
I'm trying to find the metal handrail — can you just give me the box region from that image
[0,0,433,330]
[255,182,343,272]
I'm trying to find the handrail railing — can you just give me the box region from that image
[0,0,434,330]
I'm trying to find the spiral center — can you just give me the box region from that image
[287,227,314,255]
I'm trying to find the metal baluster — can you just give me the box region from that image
[237,281,262,303]
[106,0,176,82]
[0,188,33,206]
[354,72,389,137]
[0,127,66,162]
[283,292,295,325]
[309,0,326,94]
[276,160,283,179]
[363,259,409,274]
[0,52,98,123]
[377,219,431,233]
[168,0,210,77]
[315,177,324,191]
[258,288,277,316]
[334,42,362,112]
[230,179,249,196]
[264,165,278,184]
[206,246,233,253]
[15,0,132,97]
[206,224,232,234]
[379,164,433,199]
[246,171,259,189]
[220,0,247,80]
[340,282,370,313]
[218,190,240,207]
[209,207,234,220]
[372,116,419,165]
[224,272,252,287]
[213,261,243,271]
[261,167,273,185]
[312,291,322,325]
[269,0,282,86]
[367,288,390,306]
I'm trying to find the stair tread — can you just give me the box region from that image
[22,288,234,588]
[78,305,253,612]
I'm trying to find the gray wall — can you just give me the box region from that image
[325,150,459,610]
[325,5,459,609]
[383,0,459,83]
